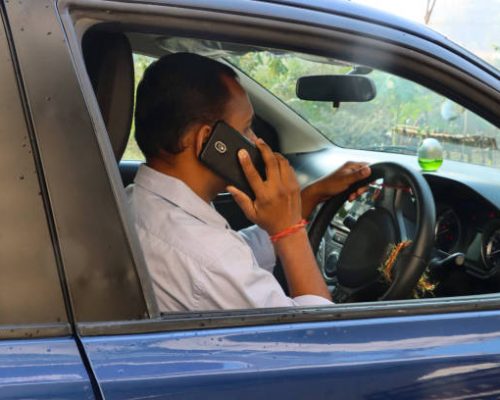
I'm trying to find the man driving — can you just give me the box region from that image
[127,52,370,311]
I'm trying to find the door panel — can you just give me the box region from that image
[0,338,95,399]
[83,311,500,399]
[0,1,68,325]
[4,0,149,322]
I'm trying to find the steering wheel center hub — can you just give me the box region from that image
[337,208,397,288]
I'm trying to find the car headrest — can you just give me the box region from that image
[82,30,134,161]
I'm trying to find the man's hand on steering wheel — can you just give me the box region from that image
[308,162,436,303]
[301,162,372,219]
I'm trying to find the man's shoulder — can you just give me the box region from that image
[129,185,204,239]
[129,185,248,258]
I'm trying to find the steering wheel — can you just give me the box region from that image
[308,162,436,302]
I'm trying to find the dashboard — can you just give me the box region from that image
[288,146,500,297]
[427,177,500,292]
[321,175,500,297]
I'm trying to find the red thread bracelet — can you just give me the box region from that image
[270,219,308,243]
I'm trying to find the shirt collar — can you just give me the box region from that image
[134,164,229,229]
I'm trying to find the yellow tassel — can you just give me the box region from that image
[379,240,437,298]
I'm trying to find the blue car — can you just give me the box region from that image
[1,0,499,398]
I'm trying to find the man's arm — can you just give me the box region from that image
[239,162,372,277]
[301,162,371,219]
[271,227,331,299]
[227,139,331,301]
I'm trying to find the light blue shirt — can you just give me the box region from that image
[127,165,332,311]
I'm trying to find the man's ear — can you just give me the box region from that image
[194,124,212,157]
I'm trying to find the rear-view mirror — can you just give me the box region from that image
[296,75,376,105]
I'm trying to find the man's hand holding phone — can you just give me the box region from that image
[226,138,302,236]
[227,138,332,302]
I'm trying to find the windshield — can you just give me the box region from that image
[228,52,500,168]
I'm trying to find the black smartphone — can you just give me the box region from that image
[199,121,265,198]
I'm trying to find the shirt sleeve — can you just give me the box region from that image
[137,220,332,311]
[201,234,332,309]
[238,225,276,272]
[291,295,333,306]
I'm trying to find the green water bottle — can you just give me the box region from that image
[418,138,443,171]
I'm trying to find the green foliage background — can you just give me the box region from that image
[122,54,154,161]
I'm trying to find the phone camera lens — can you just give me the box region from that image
[215,141,227,154]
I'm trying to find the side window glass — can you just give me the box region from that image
[122,54,155,161]
[0,15,67,325]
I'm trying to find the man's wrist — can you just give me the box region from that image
[269,219,308,243]
[301,183,322,219]
[273,228,308,251]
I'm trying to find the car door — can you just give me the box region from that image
[7,0,500,399]
[0,4,96,399]
[78,310,500,399]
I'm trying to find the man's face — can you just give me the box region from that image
[220,75,256,142]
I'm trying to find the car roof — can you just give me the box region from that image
[253,0,499,79]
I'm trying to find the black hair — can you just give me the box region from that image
[135,52,238,158]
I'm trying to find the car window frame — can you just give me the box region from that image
[57,0,500,333]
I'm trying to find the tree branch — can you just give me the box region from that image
[424,0,437,25]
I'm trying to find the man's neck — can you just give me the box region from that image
[146,155,221,203]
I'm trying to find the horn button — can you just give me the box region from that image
[336,208,397,288]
